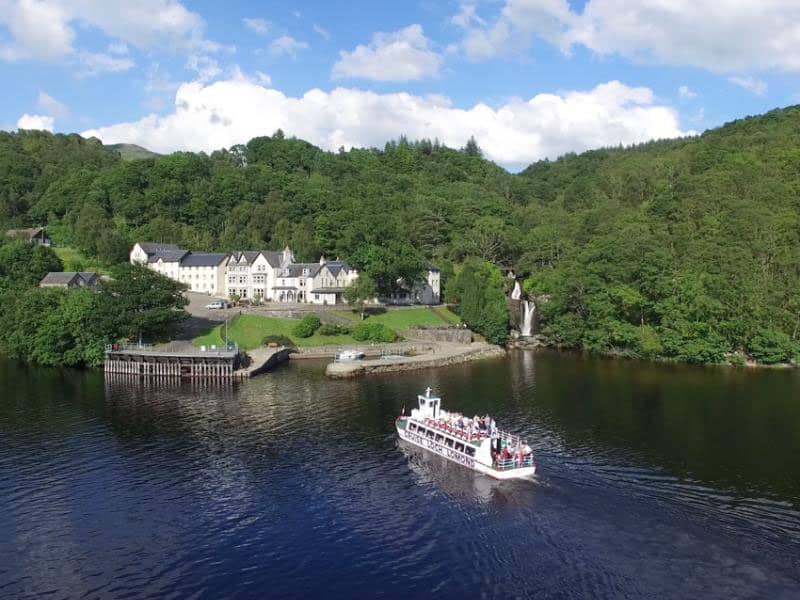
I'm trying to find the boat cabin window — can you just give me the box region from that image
[426,429,435,439]
[455,442,465,453]
[445,437,454,448]
[409,422,417,432]
[434,433,444,443]
[417,426,426,436]
[465,446,476,457]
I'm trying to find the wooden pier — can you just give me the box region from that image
[104,343,243,379]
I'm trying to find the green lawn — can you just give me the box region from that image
[193,307,461,351]
[193,314,355,350]
[365,306,461,329]
[53,246,109,275]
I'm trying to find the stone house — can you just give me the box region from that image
[39,271,100,289]
[129,242,437,305]
[130,242,226,295]
[177,253,228,295]
[6,227,51,246]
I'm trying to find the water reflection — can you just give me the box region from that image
[398,438,540,508]
[2,353,800,598]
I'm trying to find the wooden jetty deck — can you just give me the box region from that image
[104,343,242,379]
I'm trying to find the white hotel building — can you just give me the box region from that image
[130,243,440,305]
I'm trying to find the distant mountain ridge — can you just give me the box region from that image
[106,143,161,161]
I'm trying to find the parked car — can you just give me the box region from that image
[205,300,227,310]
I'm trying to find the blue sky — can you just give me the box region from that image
[2,0,798,169]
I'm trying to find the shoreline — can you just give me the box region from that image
[322,341,506,378]
[509,339,798,371]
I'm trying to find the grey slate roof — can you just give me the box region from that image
[180,252,227,267]
[39,271,99,286]
[281,263,321,278]
[138,242,181,254]
[147,250,187,263]
[324,261,350,277]
[229,251,262,264]
[261,251,283,268]
[40,272,80,286]
[6,227,46,240]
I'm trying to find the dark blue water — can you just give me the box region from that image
[1,351,799,599]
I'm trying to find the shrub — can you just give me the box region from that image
[319,323,351,336]
[291,314,321,338]
[747,329,796,365]
[446,258,509,345]
[352,322,397,343]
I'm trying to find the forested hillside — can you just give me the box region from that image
[2,105,799,365]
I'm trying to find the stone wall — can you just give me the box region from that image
[402,327,473,344]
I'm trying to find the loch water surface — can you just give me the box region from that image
[1,351,799,598]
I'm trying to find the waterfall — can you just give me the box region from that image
[521,300,535,337]
[511,280,522,300]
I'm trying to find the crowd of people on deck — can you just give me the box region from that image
[421,411,534,468]
[494,440,534,469]
[428,412,497,439]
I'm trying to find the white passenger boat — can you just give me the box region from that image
[396,388,536,480]
[335,349,365,361]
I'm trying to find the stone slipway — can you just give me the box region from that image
[240,347,291,377]
[324,342,505,378]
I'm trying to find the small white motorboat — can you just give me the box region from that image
[335,349,365,361]
[396,388,536,480]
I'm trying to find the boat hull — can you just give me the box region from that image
[396,421,536,481]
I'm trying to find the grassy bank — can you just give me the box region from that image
[336,306,461,329]
[193,307,461,351]
[193,314,355,350]
[52,246,109,275]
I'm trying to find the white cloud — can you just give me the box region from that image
[107,41,129,55]
[17,113,54,131]
[0,0,218,63]
[332,24,442,82]
[0,0,74,61]
[728,76,768,96]
[78,50,134,76]
[186,54,221,82]
[242,17,269,35]
[82,79,691,170]
[454,0,800,72]
[313,24,330,41]
[37,91,67,117]
[678,85,697,100]
[270,35,309,57]
[254,70,272,85]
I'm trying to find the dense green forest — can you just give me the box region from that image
[1,104,799,365]
[0,241,188,367]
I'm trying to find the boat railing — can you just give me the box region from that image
[494,455,535,471]
[496,429,521,447]
[422,418,489,443]
[105,342,154,353]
